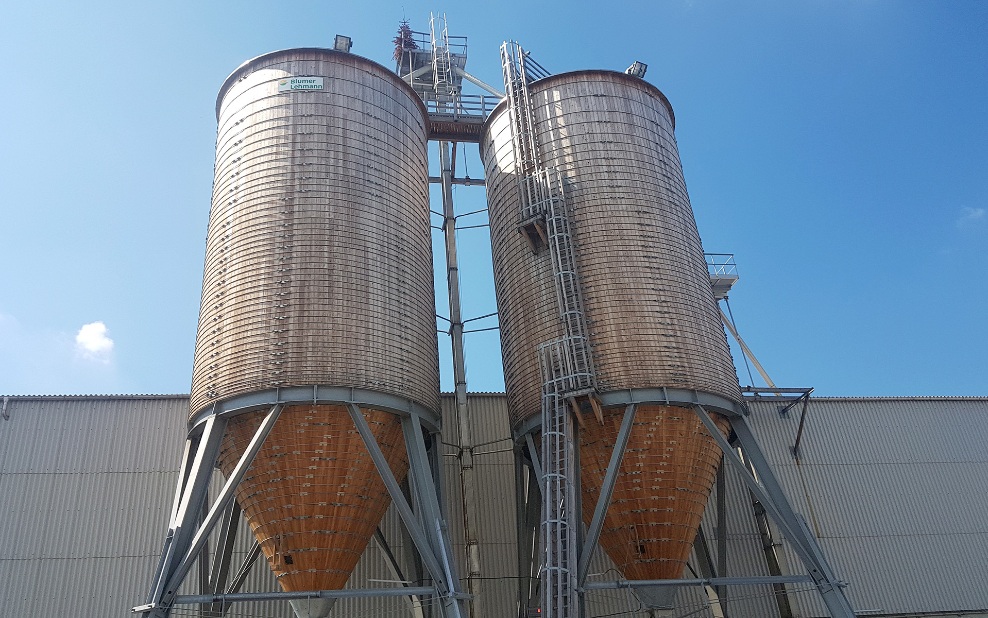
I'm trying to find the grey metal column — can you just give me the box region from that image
[204,500,243,617]
[439,139,484,618]
[374,527,427,618]
[515,448,541,617]
[692,405,856,618]
[142,414,226,616]
[715,459,727,603]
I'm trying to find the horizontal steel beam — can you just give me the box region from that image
[170,586,442,605]
[428,176,486,186]
[189,385,440,434]
[583,575,813,590]
[513,387,745,438]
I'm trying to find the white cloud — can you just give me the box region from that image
[0,313,120,394]
[75,321,114,363]
[957,206,985,228]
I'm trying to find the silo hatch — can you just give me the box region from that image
[519,214,548,252]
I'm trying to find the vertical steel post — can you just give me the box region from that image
[715,459,728,604]
[439,140,483,618]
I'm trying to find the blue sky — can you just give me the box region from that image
[1,1,985,397]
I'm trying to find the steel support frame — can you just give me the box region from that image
[137,390,466,618]
[513,388,855,618]
[693,404,856,618]
[140,404,282,618]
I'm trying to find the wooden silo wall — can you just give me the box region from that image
[481,70,741,428]
[192,49,438,418]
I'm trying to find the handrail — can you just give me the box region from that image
[705,253,738,277]
[421,92,501,119]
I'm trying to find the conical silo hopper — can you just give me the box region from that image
[191,48,438,616]
[481,71,741,588]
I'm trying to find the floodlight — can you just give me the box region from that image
[334,34,353,53]
[625,61,647,78]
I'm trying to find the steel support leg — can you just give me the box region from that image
[141,404,283,618]
[692,405,856,618]
[516,445,542,618]
[715,459,727,602]
[578,404,636,585]
[374,527,427,618]
[142,415,227,616]
[222,539,261,615]
[692,526,727,618]
[345,404,448,587]
[404,413,468,618]
[525,432,544,494]
[346,404,467,618]
[204,500,242,616]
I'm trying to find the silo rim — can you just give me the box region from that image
[480,69,677,154]
[215,47,429,122]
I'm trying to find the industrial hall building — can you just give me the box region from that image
[0,393,985,617]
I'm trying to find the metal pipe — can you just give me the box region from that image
[439,140,483,618]
[452,66,504,97]
[792,393,812,461]
[719,305,777,388]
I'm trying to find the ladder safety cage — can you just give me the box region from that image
[501,40,597,618]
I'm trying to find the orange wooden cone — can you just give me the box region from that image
[217,404,408,594]
[580,404,729,580]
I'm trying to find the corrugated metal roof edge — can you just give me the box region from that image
[5,392,986,401]
[780,396,988,401]
[1,394,189,401]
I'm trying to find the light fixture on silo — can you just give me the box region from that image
[625,61,647,78]
[334,34,353,52]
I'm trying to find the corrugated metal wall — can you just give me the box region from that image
[2,395,986,617]
[745,397,988,617]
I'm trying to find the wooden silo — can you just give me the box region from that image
[481,70,741,582]
[191,48,438,616]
